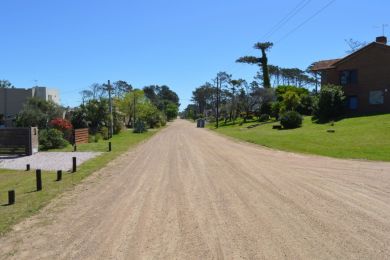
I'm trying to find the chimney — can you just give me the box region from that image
[376,36,387,45]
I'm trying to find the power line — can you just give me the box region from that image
[221,0,314,76]
[275,0,337,45]
[261,0,312,40]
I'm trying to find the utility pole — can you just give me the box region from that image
[216,76,219,129]
[133,91,136,128]
[106,80,114,139]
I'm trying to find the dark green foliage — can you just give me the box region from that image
[165,102,179,121]
[297,94,314,115]
[133,119,147,133]
[312,85,346,122]
[259,114,270,122]
[0,80,13,88]
[236,42,273,88]
[143,85,180,120]
[271,102,281,119]
[83,99,110,133]
[16,98,63,129]
[71,108,88,129]
[260,102,272,115]
[280,111,303,129]
[39,129,69,150]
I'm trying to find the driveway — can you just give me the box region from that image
[1,120,390,259]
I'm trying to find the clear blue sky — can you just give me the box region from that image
[0,0,388,109]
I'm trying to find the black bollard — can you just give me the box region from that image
[36,169,42,191]
[73,145,77,152]
[8,190,15,205]
[108,142,112,152]
[72,157,77,173]
[56,170,62,181]
[26,164,30,171]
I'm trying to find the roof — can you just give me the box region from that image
[310,59,341,71]
[310,41,390,71]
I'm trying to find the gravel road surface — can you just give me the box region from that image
[1,120,390,259]
[0,152,101,171]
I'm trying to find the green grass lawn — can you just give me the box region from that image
[209,114,390,161]
[0,129,157,235]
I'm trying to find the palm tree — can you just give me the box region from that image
[236,42,273,88]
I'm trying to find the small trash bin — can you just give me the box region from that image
[197,119,205,128]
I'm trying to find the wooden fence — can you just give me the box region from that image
[73,128,89,145]
[0,127,38,155]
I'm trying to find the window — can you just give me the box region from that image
[369,90,384,105]
[348,96,358,110]
[340,70,358,85]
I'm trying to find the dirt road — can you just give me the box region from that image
[1,120,390,259]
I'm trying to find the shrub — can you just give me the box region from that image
[100,126,109,140]
[49,118,73,131]
[259,114,270,122]
[39,129,69,150]
[260,102,272,115]
[49,118,73,141]
[71,108,88,129]
[207,116,216,123]
[271,102,281,119]
[94,133,103,142]
[280,111,303,129]
[282,91,301,111]
[133,119,147,133]
[297,94,314,115]
[312,84,346,122]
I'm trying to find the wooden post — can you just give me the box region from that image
[108,142,112,152]
[72,157,77,173]
[36,169,42,191]
[26,164,30,171]
[56,170,62,181]
[8,190,15,205]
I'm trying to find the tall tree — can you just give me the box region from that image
[236,42,273,88]
[228,79,244,122]
[0,80,13,88]
[113,80,132,98]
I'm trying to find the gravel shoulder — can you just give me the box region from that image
[1,119,390,259]
[0,152,101,171]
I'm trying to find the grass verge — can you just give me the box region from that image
[0,129,157,235]
[208,114,390,161]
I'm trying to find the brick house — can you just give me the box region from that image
[311,36,390,114]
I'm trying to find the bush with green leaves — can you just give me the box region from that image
[280,111,303,129]
[297,94,314,115]
[133,119,147,133]
[259,114,270,122]
[281,90,301,112]
[39,129,69,150]
[16,98,63,129]
[271,102,281,119]
[100,126,109,140]
[312,84,346,122]
[165,102,179,121]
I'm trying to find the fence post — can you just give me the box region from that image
[56,170,62,181]
[36,169,42,191]
[108,142,112,152]
[8,190,15,205]
[72,157,77,173]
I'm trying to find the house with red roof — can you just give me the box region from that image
[311,36,390,114]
